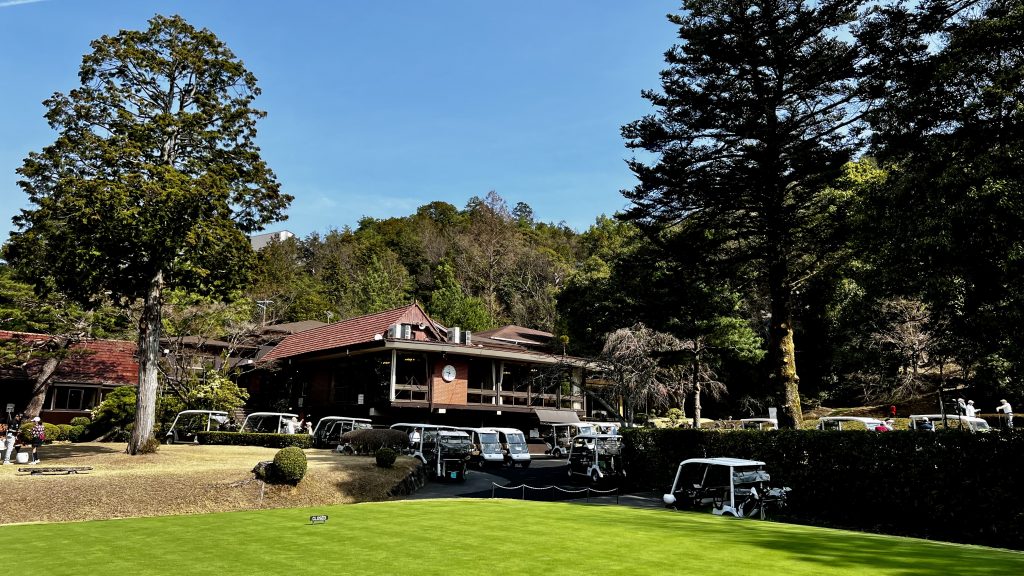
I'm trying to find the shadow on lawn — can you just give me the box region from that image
[616,509,1023,573]
[33,443,125,459]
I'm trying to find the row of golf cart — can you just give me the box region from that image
[163,410,373,445]
[388,424,534,482]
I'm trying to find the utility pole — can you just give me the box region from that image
[256,300,273,327]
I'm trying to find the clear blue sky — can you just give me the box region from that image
[0,0,679,241]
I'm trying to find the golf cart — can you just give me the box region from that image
[909,414,991,432]
[311,416,372,449]
[566,433,625,485]
[663,457,789,519]
[492,427,532,468]
[421,428,473,481]
[739,418,778,430]
[239,412,299,434]
[816,416,889,431]
[164,410,230,444]
[458,427,505,467]
[540,423,596,458]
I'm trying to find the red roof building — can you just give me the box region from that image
[256,303,594,433]
[0,330,138,424]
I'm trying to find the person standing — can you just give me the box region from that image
[3,413,23,464]
[997,399,1014,429]
[29,416,45,464]
[956,398,968,416]
[965,400,978,418]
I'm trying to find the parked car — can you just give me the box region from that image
[312,416,373,449]
[458,427,505,467]
[909,414,991,432]
[566,433,625,485]
[539,423,596,458]
[239,412,299,434]
[816,416,889,431]
[492,427,532,468]
[739,418,778,430]
[164,410,230,444]
[663,457,790,519]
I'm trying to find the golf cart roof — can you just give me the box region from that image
[574,433,622,440]
[457,426,499,434]
[318,416,372,423]
[389,423,454,430]
[244,412,298,418]
[740,418,777,424]
[438,430,471,438]
[911,414,989,425]
[818,416,883,424]
[174,410,228,416]
[490,427,528,434]
[679,457,766,467]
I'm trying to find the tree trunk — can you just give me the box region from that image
[768,266,802,428]
[24,355,60,418]
[127,269,163,454]
[691,358,702,429]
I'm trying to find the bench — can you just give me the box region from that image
[18,466,93,476]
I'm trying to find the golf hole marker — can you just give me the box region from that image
[310,514,328,525]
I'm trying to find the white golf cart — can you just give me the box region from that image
[566,433,625,485]
[312,416,373,449]
[540,423,596,458]
[164,410,230,444]
[492,427,532,468]
[239,412,300,434]
[816,416,889,431]
[739,418,778,430]
[663,457,790,519]
[909,414,991,432]
[458,427,505,467]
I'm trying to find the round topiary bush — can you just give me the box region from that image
[272,446,307,484]
[67,425,86,443]
[57,424,73,442]
[69,416,91,427]
[375,447,397,468]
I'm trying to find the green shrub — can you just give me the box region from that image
[340,429,408,454]
[67,425,86,443]
[69,417,91,427]
[56,424,73,442]
[196,431,312,449]
[272,446,307,484]
[374,447,397,468]
[137,436,161,454]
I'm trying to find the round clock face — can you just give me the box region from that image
[441,364,457,382]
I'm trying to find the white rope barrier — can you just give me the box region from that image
[490,482,620,503]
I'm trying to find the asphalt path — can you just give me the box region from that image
[406,456,663,509]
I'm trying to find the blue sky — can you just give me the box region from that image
[0,0,679,240]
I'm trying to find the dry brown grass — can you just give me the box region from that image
[0,442,418,525]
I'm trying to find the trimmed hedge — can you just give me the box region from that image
[623,427,1024,549]
[196,431,312,449]
[339,429,408,454]
[375,447,398,468]
[272,447,307,484]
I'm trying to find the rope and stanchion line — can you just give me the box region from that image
[490,482,620,504]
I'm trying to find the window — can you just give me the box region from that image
[47,386,100,411]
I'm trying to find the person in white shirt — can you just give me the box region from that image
[965,400,978,418]
[997,399,1013,429]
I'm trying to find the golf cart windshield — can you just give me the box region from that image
[595,437,623,455]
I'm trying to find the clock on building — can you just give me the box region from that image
[441,364,457,382]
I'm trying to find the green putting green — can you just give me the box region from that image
[2,499,1021,575]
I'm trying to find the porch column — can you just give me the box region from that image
[389,350,397,401]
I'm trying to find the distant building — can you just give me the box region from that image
[249,230,295,251]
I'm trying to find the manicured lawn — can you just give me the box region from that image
[2,499,1020,575]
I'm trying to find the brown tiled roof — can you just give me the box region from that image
[261,303,439,362]
[0,331,138,386]
[474,325,553,347]
[263,320,327,335]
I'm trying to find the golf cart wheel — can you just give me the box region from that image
[590,470,600,485]
[552,448,562,458]
[165,435,174,445]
